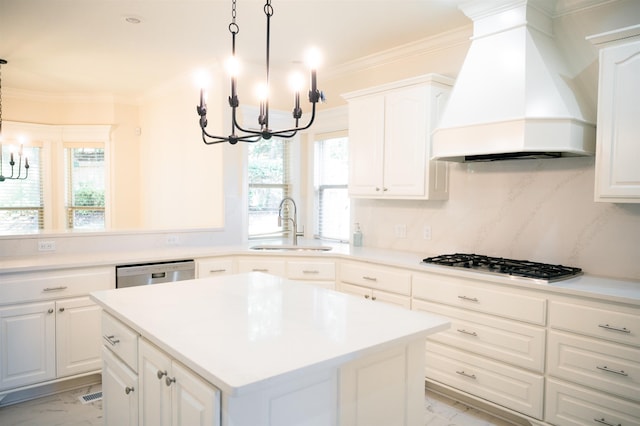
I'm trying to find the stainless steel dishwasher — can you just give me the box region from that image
[115,260,195,288]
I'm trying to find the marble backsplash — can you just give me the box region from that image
[353,157,640,281]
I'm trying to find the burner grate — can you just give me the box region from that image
[422,253,582,282]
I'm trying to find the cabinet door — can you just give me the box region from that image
[0,301,55,390]
[139,339,172,426]
[595,36,640,202]
[56,297,102,377]
[348,94,385,196]
[197,257,235,278]
[341,340,424,426]
[172,361,221,426]
[102,346,138,426]
[236,258,286,276]
[383,86,428,196]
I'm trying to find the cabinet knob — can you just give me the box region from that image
[125,386,135,395]
[371,296,377,301]
[165,376,176,386]
[157,370,168,379]
[364,294,370,299]
[58,307,65,312]
[48,308,54,314]
[375,187,381,192]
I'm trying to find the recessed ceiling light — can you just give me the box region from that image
[124,16,142,24]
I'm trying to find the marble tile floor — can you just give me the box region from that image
[0,385,516,426]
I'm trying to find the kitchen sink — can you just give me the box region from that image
[250,244,332,252]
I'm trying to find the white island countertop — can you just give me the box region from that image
[90,272,450,396]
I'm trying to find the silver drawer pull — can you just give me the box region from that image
[252,268,269,272]
[597,365,628,376]
[364,294,370,299]
[48,308,54,314]
[598,324,631,334]
[43,286,68,292]
[302,270,320,274]
[103,335,120,346]
[457,329,478,337]
[362,276,377,281]
[457,295,479,302]
[209,269,227,273]
[455,370,476,379]
[165,376,176,386]
[125,386,134,395]
[593,418,621,426]
[157,370,168,379]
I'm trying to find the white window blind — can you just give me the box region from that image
[0,144,44,233]
[247,138,291,238]
[64,143,105,230]
[314,135,349,241]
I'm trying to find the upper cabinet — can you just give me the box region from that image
[343,74,453,200]
[589,25,640,203]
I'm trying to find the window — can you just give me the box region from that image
[247,138,291,238]
[65,144,105,230]
[314,136,349,241]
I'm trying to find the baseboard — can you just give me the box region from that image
[425,379,535,426]
[0,372,101,407]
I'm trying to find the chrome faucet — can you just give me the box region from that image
[278,197,304,245]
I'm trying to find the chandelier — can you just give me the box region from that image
[196,0,324,145]
[0,58,30,182]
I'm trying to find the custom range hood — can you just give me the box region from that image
[432,0,596,162]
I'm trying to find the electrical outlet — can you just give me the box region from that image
[423,226,432,241]
[166,235,180,246]
[38,240,56,251]
[394,224,407,238]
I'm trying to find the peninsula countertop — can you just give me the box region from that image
[90,272,450,396]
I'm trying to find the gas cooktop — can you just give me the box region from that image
[422,253,582,283]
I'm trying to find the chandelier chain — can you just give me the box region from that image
[229,0,239,34]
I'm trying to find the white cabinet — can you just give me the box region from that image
[286,259,336,290]
[343,74,452,200]
[338,261,411,309]
[545,295,640,425]
[236,257,286,276]
[589,25,640,202]
[0,267,112,397]
[196,257,235,278]
[0,302,56,390]
[56,296,102,378]
[412,271,546,420]
[340,340,425,426]
[101,312,139,425]
[102,346,138,426]
[139,339,220,426]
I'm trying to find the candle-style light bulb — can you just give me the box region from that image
[304,47,322,98]
[289,71,304,119]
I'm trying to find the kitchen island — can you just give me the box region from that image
[90,272,450,426]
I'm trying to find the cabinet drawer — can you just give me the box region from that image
[413,272,546,325]
[546,378,640,426]
[339,262,411,295]
[197,257,235,278]
[236,258,286,276]
[0,266,114,305]
[548,330,640,401]
[287,260,335,281]
[414,300,545,372]
[102,312,139,372]
[425,341,543,419]
[549,298,640,347]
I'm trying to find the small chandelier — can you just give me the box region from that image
[0,58,30,182]
[197,0,325,145]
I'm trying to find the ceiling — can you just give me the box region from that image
[0,0,470,99]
